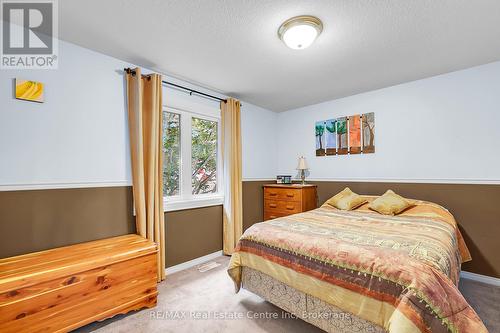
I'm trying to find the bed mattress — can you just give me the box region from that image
[242,266,385,333]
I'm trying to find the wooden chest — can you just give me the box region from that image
[263,184,318,220]
[0,234,158,333]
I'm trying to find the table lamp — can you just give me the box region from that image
[296,156,309,185]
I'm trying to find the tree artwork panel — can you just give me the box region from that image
[314,113,375,157]
[336,117,348,155]
[362,112,375,153]
[325,119,337,155]
[349,115,362,154]
[315,121,326,156]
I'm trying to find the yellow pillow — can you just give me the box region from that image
[325,188,367,210]
[368,190,413,215]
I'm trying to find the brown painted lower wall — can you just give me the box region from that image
[165,205,222,267]
[0,187,223,270]
[242,180,500,278]
[0,186,136,258]
[3,181,496,277]
[242,181,269,231]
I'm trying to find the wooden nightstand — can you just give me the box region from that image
[263,184,318,221]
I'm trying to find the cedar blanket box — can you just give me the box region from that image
[0,234,158,332]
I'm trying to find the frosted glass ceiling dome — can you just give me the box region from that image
[278,15,323,50]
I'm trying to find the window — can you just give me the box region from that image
[162,107,222,211]
[162,112,181,197]
[191,117,218,195]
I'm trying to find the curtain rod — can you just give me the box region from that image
[124,68,227,104]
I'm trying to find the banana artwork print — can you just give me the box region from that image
[15,79,44,103]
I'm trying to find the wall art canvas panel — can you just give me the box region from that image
[362,112,375,153]
[325,119,337,155]
[315,120,326,156]
[349,114,362,154]
[15,79,44,103]
[336,117,348,155]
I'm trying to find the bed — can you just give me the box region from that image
[228,196,487,333]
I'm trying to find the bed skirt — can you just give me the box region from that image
[241,266,386,333]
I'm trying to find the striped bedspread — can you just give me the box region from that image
[228,200,487,333]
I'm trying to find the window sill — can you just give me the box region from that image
[164,195,224,212]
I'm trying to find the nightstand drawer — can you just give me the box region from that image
[264,211,289,221]
[264,187,302,202]
[264,199,302,214]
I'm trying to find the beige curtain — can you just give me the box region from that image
[125,67,166,281]
[221,98,243,255]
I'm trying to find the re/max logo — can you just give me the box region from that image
[150,310,189,320]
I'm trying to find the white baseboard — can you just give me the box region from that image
[165,254,500,287]
[166,250,224,275]
[460,271,500,287]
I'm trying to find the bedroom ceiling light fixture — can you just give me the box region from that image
[278,15,323,50]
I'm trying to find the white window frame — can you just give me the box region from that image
[163,105,223,212]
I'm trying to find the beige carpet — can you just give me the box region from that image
[75,256,499,333]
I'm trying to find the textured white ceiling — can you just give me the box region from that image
[59,0,500,112]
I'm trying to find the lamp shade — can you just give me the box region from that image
[296,156,308,170]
